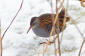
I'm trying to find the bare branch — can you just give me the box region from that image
[2,0,24,39]
[78,39,85,56]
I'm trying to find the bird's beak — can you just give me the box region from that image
[27,26,32,33]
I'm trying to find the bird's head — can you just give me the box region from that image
[27,17,39,33]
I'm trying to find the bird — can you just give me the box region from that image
[79,0,85,2]
[27,9,70,37]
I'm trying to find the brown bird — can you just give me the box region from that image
[79,0,85,2]
[27,9,70,37]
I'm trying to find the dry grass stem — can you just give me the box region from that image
[69,16,85,56]
[74,22,85,56]
[37,50,40,56]
[43,44,45,56]
[2,0,24,39]
[80,0,85,7]
[0,38,2,56]
[60,9,67,43]
[55,0,65,56]
[78,39,85,56]
[48,0,65,56]
[58,0,64,10]
[0,24,2,56]
[60,0,69,43]
[54,42,57,56]
[1,0,23,55]
[43,0,55,55]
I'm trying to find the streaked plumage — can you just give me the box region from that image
[27,8,70,37]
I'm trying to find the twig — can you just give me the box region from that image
[70,16,85,56]
[74,24,84,38]
[43,44,45,56]
[0,23,2,56]
[74,25,85,56]
[44,0,64,56]
[54,41,57,56]
[60,8,66,44]
[74,24,85,56]
[58,0,64,10]
[60,0,69,43]
[80,0,85,7]
[0,38,2,56]
[2,0,24,39]
[55,0,65,56]
[71,18,84,39]
[51,0,65,56]
[78,39,85,56]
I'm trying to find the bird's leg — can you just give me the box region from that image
[40,41,54,45]
[40,38,57,45]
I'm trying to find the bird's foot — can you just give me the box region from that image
[40,40,54,45]
[40,38,57,45]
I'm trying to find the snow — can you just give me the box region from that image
[1,0,85,56]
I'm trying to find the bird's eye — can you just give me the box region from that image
[30,17,38,26]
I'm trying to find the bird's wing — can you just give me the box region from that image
[39,14,55,29]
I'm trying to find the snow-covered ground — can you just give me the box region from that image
[1,0,85,56]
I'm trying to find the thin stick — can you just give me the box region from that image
[42,0,54,55]
[0,38,2,56]
[0,21,2,56]
[56,0,65,56]
[2,0,24,39]
[57,33,61,56]
[42,0,54,56]
[53,37,57,56]
[50,0,54,13]
[74,24,83,38]
[58,0,64,10]
[75,24,85,56]
[70,16,85,56]
[43,44,45,56]
[78,39,85,56]
[48,0,55,41]
[54,43,57,56]
[71,18,84,39]
[60,0,69,43]
[52,0,65,56]
[80,0,85,7]
[45,0,64,56]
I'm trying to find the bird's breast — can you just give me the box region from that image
[32,25,50,37]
